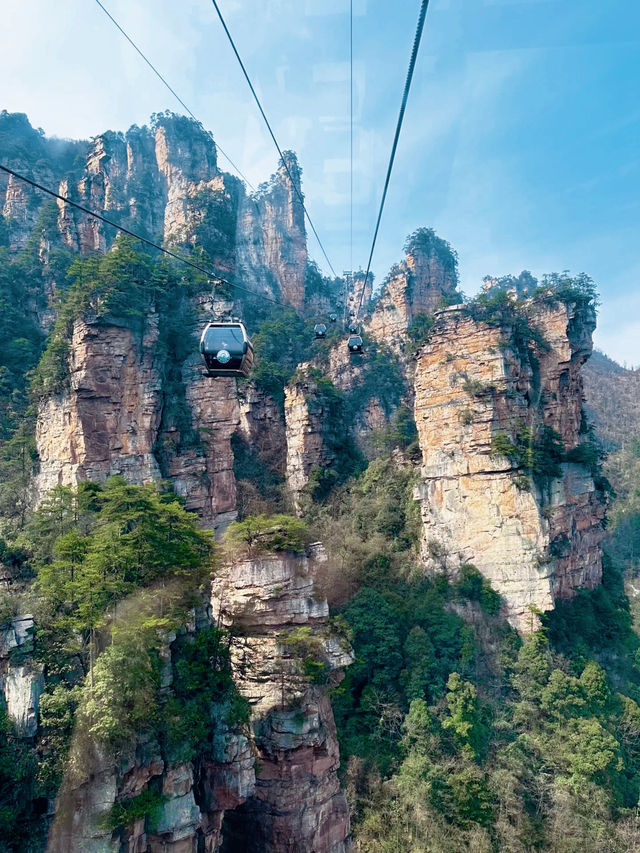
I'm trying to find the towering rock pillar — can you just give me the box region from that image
[413,297,606,632]
[284,368,336,513]
[236,152,308,309]
[211,549,352,852]
[365,228,459,355]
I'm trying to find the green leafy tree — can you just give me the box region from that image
[442,673,487,761]
[224,513,311,557]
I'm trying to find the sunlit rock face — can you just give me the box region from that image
[365,239,459,357]
[1,113,310,315]
[413,300,605,633]
[35,315,164,495]
[211,550,352,852]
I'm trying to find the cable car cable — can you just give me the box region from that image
[209,0,338,280]
[0,163,286,308]
[356,0,430,317]
[91,0,258,195]
[344,0,353,323]
[349,0,354,278]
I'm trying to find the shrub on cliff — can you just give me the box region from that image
[404,227,459,285]
[535,271,600,309]
[224,513,311,557]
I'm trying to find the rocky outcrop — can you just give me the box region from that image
[211,550,351,852]
[56,118,223,255]
[365,236,459,357]
[47,638,256,853]
[237,384,287,477]
[284,369,336,511]
[344,271,371,317]
[413,299,605,632]
[35,313,163,495]
[1,113,312,312]
[49,550,351,853]
[236,153,308,309]
[165,293,240,528]
[0,615,44,737]
[35,298,239,529]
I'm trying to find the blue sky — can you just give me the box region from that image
[1,0,639,364]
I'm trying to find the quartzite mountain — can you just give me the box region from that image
[0,110,636,853]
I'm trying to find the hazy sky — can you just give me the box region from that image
[1,0,639,363]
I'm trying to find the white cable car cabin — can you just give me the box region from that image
[200,322,254,377]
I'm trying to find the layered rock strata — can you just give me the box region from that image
[237,384,287,476]
[47,553,351,853]
[35,297,240,529]
[236,153,308,309]
[1,113,313,312]
[365,242,459,357]
[414,299,605,632]
[47,619,256,853]
[211,550,352,852]
[284,369,336,511]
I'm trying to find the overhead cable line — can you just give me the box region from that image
[209,0,339,280]
[0,163,286,308]
[349,0,354,278]
[91,0,258,194]
[357,0,430,316]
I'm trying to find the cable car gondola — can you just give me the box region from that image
[314,323,327,339]
[200,322,254,377]
[347,334,363,354]
[329,313,337,323]
[348,322,359,334]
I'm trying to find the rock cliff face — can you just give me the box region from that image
[284,369,331,510]
[0,113,311,310]
[237,384,287,476]
[34,297,239,529]
[211,550,351,852]
[45,118,228,261]
[47,611,256,853]
[413,299,606,632]
[10,113,320,529]
[365,239,458,357]
[35,314,164,495]
[285,235,460,480]
[236,153,308,309]
[0,615,43,738]
[48,550,350,853]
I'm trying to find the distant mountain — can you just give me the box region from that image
[584,350,640,452]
